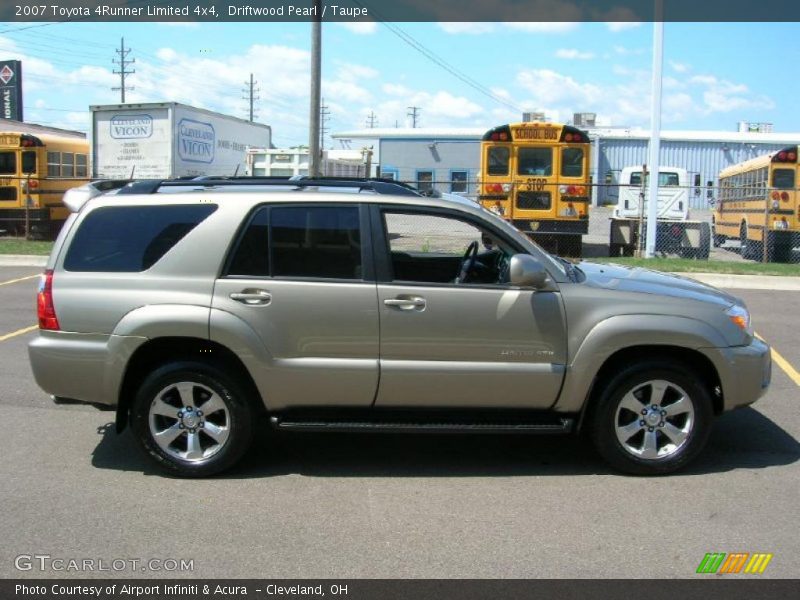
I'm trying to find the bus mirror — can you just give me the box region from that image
[510,254,549,289]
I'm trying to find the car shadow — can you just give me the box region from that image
[90,407,800,479]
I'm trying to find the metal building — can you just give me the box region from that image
[332,127,800,208]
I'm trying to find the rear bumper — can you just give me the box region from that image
[700,336,772,411]
[28,330,146,407]
[511,218,588,235]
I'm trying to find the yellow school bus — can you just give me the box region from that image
[713,145,798,262]
[479,121,591,256]
[0,131,90,237]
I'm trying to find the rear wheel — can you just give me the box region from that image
[589,360,713,475]
[740,222,762,261]
[130,361,256,477]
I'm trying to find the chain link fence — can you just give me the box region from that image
[393,176,800,265]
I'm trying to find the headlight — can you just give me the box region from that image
[726,305,751,332]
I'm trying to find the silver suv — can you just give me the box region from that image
[29,178,771,476]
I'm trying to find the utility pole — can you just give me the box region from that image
[407,106,420,128]
[242,73,260,122]
[366,111,378,128]
[112,37,135,103]
[308,0,322,177]
[319,98,330,150]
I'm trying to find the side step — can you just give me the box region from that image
[270,416,574,435]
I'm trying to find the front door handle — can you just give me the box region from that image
[384,297,426,310]
[230,289,272,306]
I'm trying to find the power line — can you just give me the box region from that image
[350,1,524,114]
[407,106,420,128]
[112,37,135,103]
[366,111,378,128]
[242,73,260,122]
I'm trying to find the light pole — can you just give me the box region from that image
[645,1,664,258]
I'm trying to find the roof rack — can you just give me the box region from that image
[113,176,423,197]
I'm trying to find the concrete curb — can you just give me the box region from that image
[1,255,799,290]
[0,255,47,267]
[673,272,800,291]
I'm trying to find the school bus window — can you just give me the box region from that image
[0,151,16,174]
[561,148,584,177]
[62,153,75,177]
[76,154,88,177]
[772,168,795,189]
[22,151,37,174]
[47,152,60,176]
[487,147,509,176]
[518,147,552,176]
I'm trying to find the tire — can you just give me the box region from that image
[740,222,762,261]
[767,231,791,263]
[697,223,711,259]
[130,361,256,477]
[589,360,713,475]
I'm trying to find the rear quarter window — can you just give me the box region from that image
[64,204,217,272]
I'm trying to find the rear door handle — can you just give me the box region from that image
[230,289,272,305]
[384,297,426,310]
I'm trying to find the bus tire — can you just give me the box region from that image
[767,232,791,263]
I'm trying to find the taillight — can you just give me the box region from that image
[778,151,787,161]
[772,191,780,200]
[789,152,797,161]
[37,270,60,331]
[781,191,789,202]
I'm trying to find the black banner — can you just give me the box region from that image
[2,0,800,23]
[0,60,23,122]
[3,579,800,600]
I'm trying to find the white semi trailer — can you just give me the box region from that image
[90,102,272,179]
[609,166,711,258]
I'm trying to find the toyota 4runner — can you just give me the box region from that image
[28,178,772,476]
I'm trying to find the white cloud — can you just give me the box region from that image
[504,22,579,34]
[606,22,641,32]
[382,83,414,97]
[555,48,595,60]
[516,69,601,106]
[337,22,378,35]
[669,61,690,73]
[336,62,379,82]
[437,22,496,34]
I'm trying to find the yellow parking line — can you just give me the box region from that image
[756,332,800,387]
[0,274,39,287]
[0,324,38,342]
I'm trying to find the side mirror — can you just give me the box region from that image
[509,254,549,289]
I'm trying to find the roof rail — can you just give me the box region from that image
[112,176,422,197]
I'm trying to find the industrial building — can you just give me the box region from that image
[332,123,799,209]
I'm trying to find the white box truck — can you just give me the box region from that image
[609,166,711,258]
[90,102,272,179]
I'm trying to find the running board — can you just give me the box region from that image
[270,416,574,435]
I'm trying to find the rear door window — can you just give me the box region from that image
[517,147,552,176]
[64,204,217,272]
[772,168,795,189]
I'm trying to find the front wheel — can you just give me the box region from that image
[589,361,713,475]
[130,361,256,477]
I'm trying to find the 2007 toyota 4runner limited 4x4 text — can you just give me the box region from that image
[28,178,771,477]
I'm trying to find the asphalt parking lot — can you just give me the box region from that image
[0,266,798,579]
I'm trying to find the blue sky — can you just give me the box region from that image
[0,21,798,146]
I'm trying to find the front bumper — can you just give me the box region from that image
[700,336,772,411]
